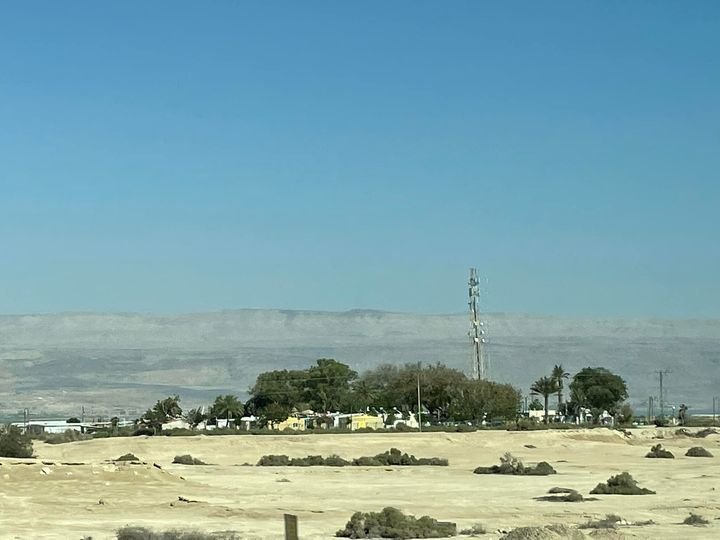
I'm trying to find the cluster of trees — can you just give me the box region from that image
[140,358,522,429]
[140,358,633,430]
[530,365,629,423]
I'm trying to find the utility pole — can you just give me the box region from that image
[416,363,422,433]
[714,397,718,426]
[656,370,671,420]
[468,268,488,380]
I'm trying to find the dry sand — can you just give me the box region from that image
[1,428,719,539]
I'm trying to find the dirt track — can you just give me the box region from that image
[2,428,719,539]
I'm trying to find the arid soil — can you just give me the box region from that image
[1,428,719,539]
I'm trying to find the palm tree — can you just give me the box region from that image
[551,364,570,407]
[210,394,244,427]
[531,376,559,424]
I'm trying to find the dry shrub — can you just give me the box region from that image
[579,514,623,529]
[645,444,674,459]
[173,454,207,465]
[685,446,713,457]
[474,453,556,476]
[500,524,583,539]
[256,454,290,466]
[459,523,487,536]
[116,526,239,539]
[335,507,456,539]
[683,513,709,526]
[116,453,140,462]
[590,472,655,495]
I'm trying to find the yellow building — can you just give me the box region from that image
[350,414,384,431]
[274,415,307,431]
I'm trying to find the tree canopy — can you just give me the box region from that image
[569,367,628,415]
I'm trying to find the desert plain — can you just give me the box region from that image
[1,428,719,539]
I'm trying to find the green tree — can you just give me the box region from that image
[184,407,208,429]
[551,364,570,406]
[530,376,559,424]
[143,395,182,431]
[304,358,357,412]
[210,394,244,425]
[259,402,292,428]
[569,367,628,420]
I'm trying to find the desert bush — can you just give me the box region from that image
[116,526,239,539]
[289,455,325,467]
[590,472,655,495]
[116,453,140,462]
[694,428,718,438]
[579,514,623,529]
[173,454,207,465]
[257,454,290,466]
[536,490,585,503]
[473,453,556,476]
[0,426,33,458]
[364,448,448,466]
[685,446,713,457]
[352,456,384,466]
[547,487,575,494]
[682,513,709,526]
[324,454,351,466]
[459,523,487,536]
[41,429,90,445]
[500,524,584,539]
[132,427,155,436]
[335,506,457,539]
[645,444,674,458]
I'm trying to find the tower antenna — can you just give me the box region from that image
[468,268,488,379]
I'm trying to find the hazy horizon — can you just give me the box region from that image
[1,2,719,319]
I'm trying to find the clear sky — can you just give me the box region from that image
[0,2,718,318]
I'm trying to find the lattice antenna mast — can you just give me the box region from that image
[468,268,488,380]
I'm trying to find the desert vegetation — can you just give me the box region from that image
[473,453,556,476]
[116,526,239,539]
[685,446,713,457]
[535,487,586,502]
[0,426,33,458]
[645,444,674,458]
[590,472,655,495]
[257,448,448,467]
[682,513,710,526]
[335,507,457,539]
[173,454,208,465]
[115,453,140,462]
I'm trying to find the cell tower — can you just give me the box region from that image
[468,268,488,380]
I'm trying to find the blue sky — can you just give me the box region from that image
[0,2,718,317]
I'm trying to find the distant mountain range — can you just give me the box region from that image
[1,310,718,419]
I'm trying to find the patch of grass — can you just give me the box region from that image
[645,444,674,458]
[579,514,623,529]
[590,472,655,495]
[115,453,140,462]
[335,507,457,539]
[173,454,207,465]
[685,446,713,457]
[683,513,709,526]
[116,526,239,539]
[473,453,556,476]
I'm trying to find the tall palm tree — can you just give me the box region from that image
[531,376,559,424]
[210,394,244,427]
[551,364,570,407]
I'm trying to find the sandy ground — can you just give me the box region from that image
[1,428,719,539]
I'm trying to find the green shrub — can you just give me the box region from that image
[590,472,655,495]
[116,453,140,462]
[645,444,674,458]
[173,454,207,465]
[336,507,457,539]
[355,448,448,467]
[0,426,33,458]
[132,427,155,436]
[683,513,709,526]
[257,454,290,466]
[473,453,556,476]
[352,456,384,466]
[116,526,239,539]
[685,446,713,457]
